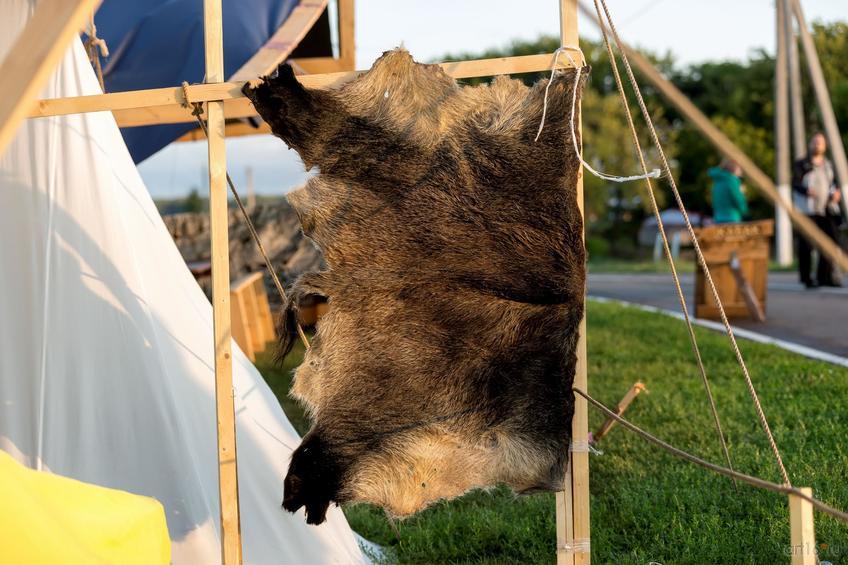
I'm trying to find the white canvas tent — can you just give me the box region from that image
[0,1,366,562]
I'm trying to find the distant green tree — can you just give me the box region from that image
[184,187,204,213]
[806,21,848,151]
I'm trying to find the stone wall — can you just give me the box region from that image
[162,200,323,298]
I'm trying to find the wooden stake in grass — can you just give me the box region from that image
[592,382,646,444]
[789,487,816,565]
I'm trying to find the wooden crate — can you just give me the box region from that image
[296,297,329,327]
[230,272,276,361]
[693,220,774,320]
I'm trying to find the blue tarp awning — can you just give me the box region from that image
[87,0,304,163]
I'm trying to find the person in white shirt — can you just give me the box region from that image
[791,132,843,288]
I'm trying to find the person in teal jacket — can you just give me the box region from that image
[709,159,749,223]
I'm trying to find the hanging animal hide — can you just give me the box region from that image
[243,49,588,525]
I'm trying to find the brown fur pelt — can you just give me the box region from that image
[243,49,588,525]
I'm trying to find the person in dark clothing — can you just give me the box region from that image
[792,133,843,288]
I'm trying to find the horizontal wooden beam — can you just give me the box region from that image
[177,120,270,142]
[29,81,241,119]
[28,52,576,127]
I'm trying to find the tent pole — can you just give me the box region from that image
[557,1,590,564]
[0,0,99,156]
[790,0,848,209]
[784,0,807,159]
[775,0,793,267]
[203,0,243,562]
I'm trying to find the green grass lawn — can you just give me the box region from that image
[255,300,848,564]
[588,257,697,274]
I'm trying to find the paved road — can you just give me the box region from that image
[589,272,848,357]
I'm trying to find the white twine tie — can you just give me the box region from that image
[559,538,591,553]
[535,46,662,184]
[570,439,603,456]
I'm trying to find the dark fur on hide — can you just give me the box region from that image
[243,50,588,525]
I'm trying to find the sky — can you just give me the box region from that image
[138,0,846,199]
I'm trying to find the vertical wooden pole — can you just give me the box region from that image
[558,1,589,564]
[338,0,356,71]
[790,0,848,206]
[246,166,256,211]
[784,0,807,160]
[775,0,793,266]
[204,0,243,562]
[789,487,816,565]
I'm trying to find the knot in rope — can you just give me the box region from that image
[85,13,109,92]
[180,81,205,117]
[86,15,109,57]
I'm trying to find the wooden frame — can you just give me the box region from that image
[12,0,841,562]
[181,0,355,141]
[178,121,271,142]
[203,0,242,562]
[29,53,578,127]
[291,0,355,74]
[0,0,100,155]
[230,0,330,82]
[529,3,590,564]
[557,6,590,565]
[16,1,589,561]
[186,0,332,142]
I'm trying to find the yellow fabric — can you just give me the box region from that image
[0,451,170,564]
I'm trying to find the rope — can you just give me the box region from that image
[535,47,661,183]
[85,13,108,92]
[588,0,736,484]
[180,83,310,350]
[593,0,791,487]
[573,387,848,524]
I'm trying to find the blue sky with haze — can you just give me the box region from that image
[138,0,846,199]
